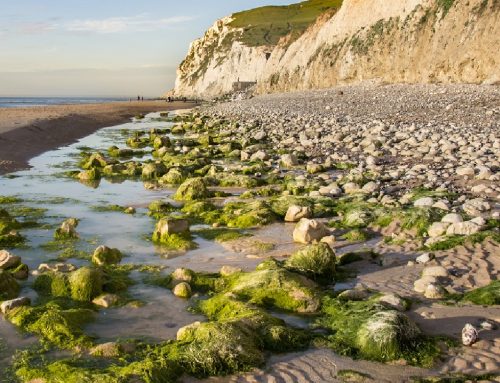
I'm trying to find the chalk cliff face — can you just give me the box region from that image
[172,0,500,98]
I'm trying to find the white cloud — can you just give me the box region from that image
[64,15,194,34]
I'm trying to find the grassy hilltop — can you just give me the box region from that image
[230,0,343,46]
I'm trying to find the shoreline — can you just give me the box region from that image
[0,100,198,174]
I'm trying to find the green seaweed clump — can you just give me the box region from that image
[220,200,276,228]
[174,178,212,201]
[316,296,440,366]
[284,243,336,283]
[7,302,94,349]
[462,281,500,306]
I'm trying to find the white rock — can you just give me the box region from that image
[378,293,406,311]
[292,218,330,244]
[462,323,478,346]
[414,276,438,293]
[428,222,451,237]
[441,213,463,224]
[416,253,435,264]
[343,182,361,194]
[280,153,298,167]
[285,205,313,222]
[456,167,475,176]
[414,197,434,208]
[0,250,21,270]
[432,200,450,211]
[424,283,446,299]
[361,181,379,194]
[446,221,481,236]
[0,297,30,314]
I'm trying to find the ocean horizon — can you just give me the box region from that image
[0,96,129,108]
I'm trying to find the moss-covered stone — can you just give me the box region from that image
[173,282,192,298]
[54,218,79,239]
[91,246,123,266]
[220,200,275,229]
[284,243,336,283]
[69,267,103,302]
[227,267,320,313]
[141,162,167,179]
[0,269,20,300]
[174,177,212,201]
[160,167,187,185]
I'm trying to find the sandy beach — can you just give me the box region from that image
[0,100,197,174]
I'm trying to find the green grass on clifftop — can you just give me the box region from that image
[230,0,343,46]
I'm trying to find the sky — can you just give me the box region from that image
[0,0,294,97]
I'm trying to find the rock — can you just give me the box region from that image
[338,288,370,301]
[10,263,29,280]
[284,205,312,222]
[0,270,20,300]
[68,266,103,302]
[124,207,136,214]
[361,181,379,194]
[462,323,478,346]
[90,342,123,357]
[427,222,450,237]
[432,200,450,211]
[462,198,491,215]
[422,266,449,278]
[456,167,475,176]
[250,150,269,161]
[343,182,361,194]
[254,131,267,141]
[0,296,30,314]
[446,221,481,236]
[176,321,202,341]
[173,282,192,298]
[174,178,211,200]
[92,293,120,308]
[153,218,190,238]
[37,263,76,274]
[141,162,167,179]
[414,197,434,208]
[161,168,186,185]
[415,253,435,264]
[172,268,195,282]
[414,276,438,293]
[343,209,370,227]
[220,265,242,276]
[284,242,336,281]
[92,246,123,266]
[441,213,463,224]
[292,218,330,244]
[378,294,407,311]
[424,283,446,299]
[479,320,496,331]
[320,235,336,247]
[54,218,79,239]
[280,154,298,167]
[357,311,420,360]
[306,163,323,174]
[0,250,21,270]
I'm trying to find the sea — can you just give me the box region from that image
[0,97,127,108]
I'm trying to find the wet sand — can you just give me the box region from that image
[0,100,198,174]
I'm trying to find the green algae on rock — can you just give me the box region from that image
[284,242,336,283]
[0,269,20,300]
[91,245,123,266]
[174,177,212,201]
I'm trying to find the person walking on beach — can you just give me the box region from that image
[137,95,140,101]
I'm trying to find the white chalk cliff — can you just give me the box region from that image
[172,0,500,98]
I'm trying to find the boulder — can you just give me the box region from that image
[92,293,120,308]
[250,150,269,161]
[284,205,312,222]
[361,182,379,194]
[0,250,21,270]
[0,270,20,300]
[441,213,463,224]
[54,218,79,239]
[427,222,450,237]
[68,267,103,302]
[153,218,190,242]
[292,218,330,244]
[377,294,407,311]
[220,265,242,277]
[462,198,491,216]
[343,182,361,194]
[446,221,481,236]
[174,178,211,200]
[280,154,299,167]
[414,276,438,293]
[284,243,336,282]
[343,209,371,227]
[415,253,435,264]
[356,311,420,360]
[172,268,195,282]
[306,163,324,174]
[141,162,167,179]
[424,283,446,299]
[338,288,370,301]
[0,296,30,314]
[173,282,192,298]
[414,197,434,208]
[92,246,123,266]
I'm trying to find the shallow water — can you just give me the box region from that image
[0,111,282,371]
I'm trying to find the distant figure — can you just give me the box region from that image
[183,97,187,103]
[137,95,140,101]
[141,97,144,101]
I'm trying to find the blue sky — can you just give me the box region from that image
[0,0,293,97]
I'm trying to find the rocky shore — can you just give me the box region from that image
[0,86,498,382]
